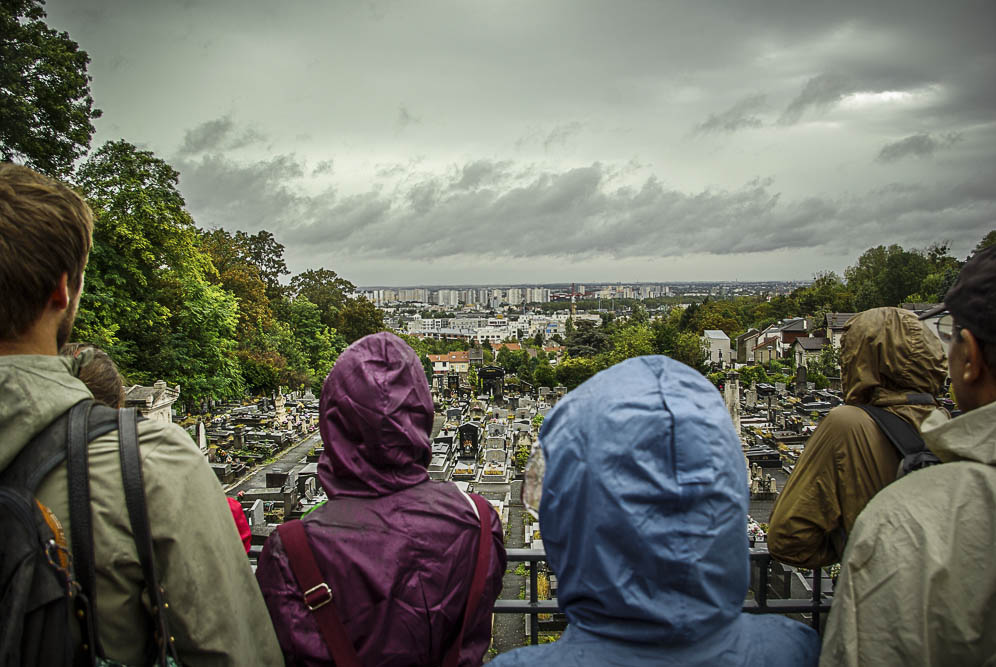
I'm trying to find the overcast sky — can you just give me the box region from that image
[45,0,996,286]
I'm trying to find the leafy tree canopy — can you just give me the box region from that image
[0,0,100,177]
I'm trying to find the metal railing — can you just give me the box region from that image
[496,547,833,645]
[248,545,832,646]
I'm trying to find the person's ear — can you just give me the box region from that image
[48,272,70,310]
[959,328,984,385]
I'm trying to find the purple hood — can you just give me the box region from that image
[318,332,433,497]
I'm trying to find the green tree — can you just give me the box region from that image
[73,141,238,403]
[0,0,101,177]
[290,268,355,330]
[335,296,385,343]
[974,230,996,254]
[555,355,598,390]
[672,331,708,372]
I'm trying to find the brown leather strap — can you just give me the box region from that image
[442,492,493,667]
[278,520,363,667]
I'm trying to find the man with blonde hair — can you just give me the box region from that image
[0,163,281,665]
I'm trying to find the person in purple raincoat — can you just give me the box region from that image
[256,332,506,666]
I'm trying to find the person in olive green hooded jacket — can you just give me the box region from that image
[0,163,282,666]
[767,307,947,568]
[821,245,996,666]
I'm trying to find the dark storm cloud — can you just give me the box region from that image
[241,159,994,265]
[695,94,767,133]
[876,132,962,162]
[52,0,995,281]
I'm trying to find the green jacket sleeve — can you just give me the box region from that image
[137,420,284,666]
[767,412,846,568]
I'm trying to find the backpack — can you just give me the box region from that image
[0,400,180,667]
[0,399,117,666]
[857,398,941,479]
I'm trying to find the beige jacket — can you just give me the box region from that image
[821,399,996,666]
[0,355,283,666]
[767,308,947,567]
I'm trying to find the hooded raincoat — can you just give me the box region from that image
[489,356,819,667]
[767,308,947,567]
[256,332,506,667]
[821,398,996,665]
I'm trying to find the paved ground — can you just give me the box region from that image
[487,499,527,661]
[225,430,322,495]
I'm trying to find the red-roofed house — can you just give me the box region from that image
[428,350,471,376]
[491,342,522,353]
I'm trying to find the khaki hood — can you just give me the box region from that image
[841,308,946,408]
[0,354,93,470]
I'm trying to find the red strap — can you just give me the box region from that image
[442,493,494,667]
[278,520,363,667]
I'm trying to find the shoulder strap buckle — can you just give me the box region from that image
[304,582,333,610]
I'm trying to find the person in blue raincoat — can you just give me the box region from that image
[491,356,820,666]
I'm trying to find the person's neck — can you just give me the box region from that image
[0,324,58,356]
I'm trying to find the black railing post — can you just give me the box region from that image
[530,558,539,645]
[811,566,823,631]
[757,551,770,611]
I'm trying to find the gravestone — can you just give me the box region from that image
[195,420,208,457]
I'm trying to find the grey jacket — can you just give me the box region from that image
[821,399,996,665]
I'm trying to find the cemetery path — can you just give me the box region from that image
[225,414,445,496]
[226,431,323,495]
[487,498,527,661]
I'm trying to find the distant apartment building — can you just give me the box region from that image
[506,288,523,306]
[525,287,551,303]
[435,289,460,307]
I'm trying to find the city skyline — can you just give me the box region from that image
[45,0,996,285]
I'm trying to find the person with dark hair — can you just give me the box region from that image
[0,163,281,665]
[256,332,506,666]
[821,246,996,665]
[767,307,948,567]
[490,355,819,666]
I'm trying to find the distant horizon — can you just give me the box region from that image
[357,278,813,291]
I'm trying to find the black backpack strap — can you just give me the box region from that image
[117,408,180,666]
[67,400,98,634]
[857,404,938,477]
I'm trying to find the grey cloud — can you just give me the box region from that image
[543,122,583,151]
[312,159,334,176]
[450,160,510,191]
[267,160,995,265]
[876,132,961,162]
[178,116,264,156]
[779,74,851,125]
[696,94,766,134]
[397,104,421,130]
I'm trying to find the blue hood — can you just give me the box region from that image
[538,356,748,645]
